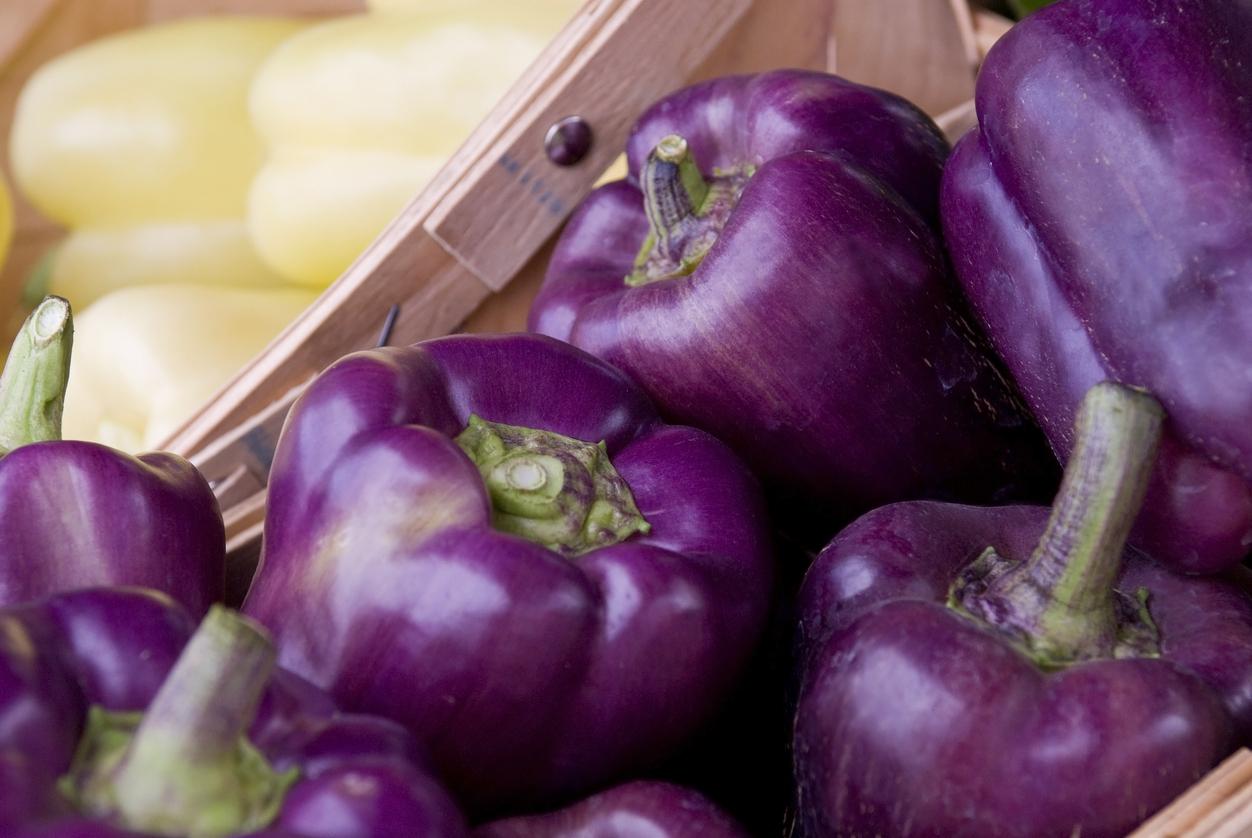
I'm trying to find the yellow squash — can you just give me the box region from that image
[9,16,308,308]
[62,284,319,453]
[246,0,581,286]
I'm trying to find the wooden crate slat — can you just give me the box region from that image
[1209,794,1252,838]
[0,0,62,78]
[189,379,310,500]
[222,488,267,543]
[685,0,830,84]
[1129,750,1252,838]
[829,0,977,118]
[973,6,1014,58]
[934,97,977,143]
[423,0,756,291]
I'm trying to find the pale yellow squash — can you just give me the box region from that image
[246,0,582,286]
[62,284,320,453]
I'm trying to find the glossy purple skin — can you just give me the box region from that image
[240,332,775,816]
[939,0,1252,573]
[792,501,1252,838]
[276,762,465,838]
[0,441,225,616]
[473,781,752,838]
[0,587,467,838]
[528,69,1059,545]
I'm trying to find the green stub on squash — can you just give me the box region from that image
[455,414,650,557]
[0,294,73,455]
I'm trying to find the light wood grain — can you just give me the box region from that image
[222,488,267,544]
[1128,750,1252,838]
[933,7,1014,144]
[189,380,310,508]
[460,234,557,334]
[934,97,977,143]
[973,7,1014,60]
[688,0,829,83]
[829,0,977,118]
[0,0,61,77]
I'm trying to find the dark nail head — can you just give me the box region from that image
[545,117,592,166]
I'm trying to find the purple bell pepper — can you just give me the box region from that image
[473,781,752,838]
[0,587,466,838]
[240,331,775,816]
[939,0,1252,573]
[792,382,1252,838]
[527,68,1060,546]
[0,296,224,615]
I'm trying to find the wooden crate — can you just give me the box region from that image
[5,2,1249,835]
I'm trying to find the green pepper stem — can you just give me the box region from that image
[641,135,711,258]
[0,295,72,455]
[1029,383,1162,637]
[626,134,750,287]
[119,605,274,776]
[951,382,1164,666]
[62,605,297,837]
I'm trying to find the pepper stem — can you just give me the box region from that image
[60,605,298,837]
[642,135,711,248]
[626,134,751,287]
[949,382,1165,667]
[0,295,72,455]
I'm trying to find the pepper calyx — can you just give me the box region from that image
[947,382,1165,669]
[626,134,752,287]
[455,414,650,557]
